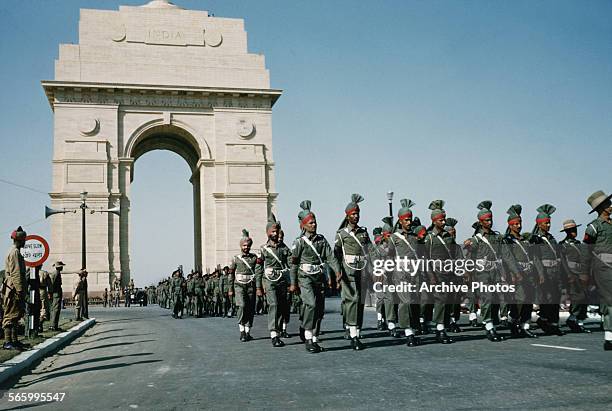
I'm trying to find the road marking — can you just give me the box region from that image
[531,344,586,351]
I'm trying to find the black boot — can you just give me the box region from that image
[604,340,612,351]
[281,330,291,339]
[312,341,325,352]
[549,325,565,336]
[305,339,320,353]
[389,328,402,338]
[435,330,453,344]
[272,337,285,347]
[245,332,253,341]
[377,320,385,331]
[520,328,538,338]
[486,328,503,342]
[566,319,590,333]
[406,335,421,347]
[299,327,306,343]
[448,322,462,333]
[351,337,365,351]
[240,331,247,342]
[510,322,521,337]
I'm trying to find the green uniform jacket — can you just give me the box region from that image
[229,253,259,293]
[334,226,371,276]
[289,233,340,286]
[255,241,291,288]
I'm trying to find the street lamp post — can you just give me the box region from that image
[80,191,88,270]
[387,191,394,218]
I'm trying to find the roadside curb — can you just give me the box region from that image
[0,318,96,386]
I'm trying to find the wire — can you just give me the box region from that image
[0,177,48,196]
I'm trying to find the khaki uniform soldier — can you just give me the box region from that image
[501,205,539,338]
[289,200,340,353]
[2,227,27,351]
[370,225,390,332]
[559,219,591,333]
[229,229,259,342]
[171,270,184,319]
[465,201,505,342]
[255,215,291,347]
[48,261,65,331]
[531,204,566,336]
[334,194,371,351]
[423,201,455,344]
[73,269,87,321]
[39,269,51,331]
[582,190,612,350]
[388,200,426,346]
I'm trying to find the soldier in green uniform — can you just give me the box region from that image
[423,201,455,344]
[464,201,505,342]
[445,217,463,333]
[559,219,591,333]
[2,227,27,350]
[334,194,371,350]
[186,271,194,316]
[278,230,291,338]
[289,200,340,353]
[582,190,612,350]
[501,205,539,338]
[531,204,565,336]
[193,271,205,317]
[171,269,184,319]
[220,266,232,317]
[388,200,425,346]
[229,229,259,342]
[370,225,389,331]
[255,215,291,347]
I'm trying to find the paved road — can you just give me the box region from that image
[1,299,610,410]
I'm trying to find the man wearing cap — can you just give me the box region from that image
[334,194,371,350]
[290,200,340,353]
[229,229,259,342]
[531,204,565,336]
[388,200,425,346]
[2,227,28,350]
[423,201,455,344]
[73,269,87,321]
[582,190,612,350]
[501,205,539,338]
[559,219,590,333]
[464,201,505,342]
[256,215,291,347]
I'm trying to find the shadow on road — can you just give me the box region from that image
[58,339,157,356]
[39,352,155,374]
[69,333,156,345]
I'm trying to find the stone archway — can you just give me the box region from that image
[43,1,281,295]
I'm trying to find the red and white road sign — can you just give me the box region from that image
[21,234,50,268]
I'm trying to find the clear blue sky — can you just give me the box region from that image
[1,1,611,285]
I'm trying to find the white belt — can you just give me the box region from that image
[264,267,288,282]
[566,261,581,270]
[235,273,254,284]
[343,254,367,270]
[517,261,533,270]
[597,253,612,264]
[300,263,323,275]
[541,259,560,268]
[481,259,502,271]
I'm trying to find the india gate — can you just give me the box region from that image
[42,0,281,294]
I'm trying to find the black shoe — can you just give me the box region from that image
[448,323,462,333]
[240,331,247,342]
[520,328,538,338]
[2,342,22,351]
[510,323,521,337]
[312,341,325,352]
[389,328,402,338]
[549,325,565,336]
[414,326,423,336]
[406,335,421,347]
[351,337,365,350]
[305,339,320,353]
[281,330,290,339]
[299,327,306,343]
[566,319,591,334]
[377,320,385,331]
[435,330,453,344]
[343,329,351,340]
[272,337,285,347]
[245,333,253,341]
[470,319,479,328]
[536,317,550,333]
[499,319,508,329]
[421,324,430,335]
[486,329,503,342]
[604,340,612,351]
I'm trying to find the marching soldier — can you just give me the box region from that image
[255,215,291,347]
[220,266,232,317]
[501,205,538,338]
[582,190,612,350]
[445,217,463,333]
[370,225,389,332]
[531,204,565,336]
[388,200,425,346]
[278,230,291,338]
[423,201,455,344]
[334,194,371,350]
[289,200,340,353]
[465,201,505,342]
[3,227,28,350]
[559,219,590,333]
[229,229,259,342]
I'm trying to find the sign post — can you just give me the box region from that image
[21,235,50,338]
